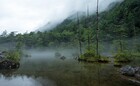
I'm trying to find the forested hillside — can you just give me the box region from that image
[0,0,140,49]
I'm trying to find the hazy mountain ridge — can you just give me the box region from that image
[37,0,124,32]
[0,0,139,48]
[49,0,140,39]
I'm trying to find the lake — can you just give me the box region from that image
[0,50,139,86]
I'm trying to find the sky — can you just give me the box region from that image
[0,0,123,34]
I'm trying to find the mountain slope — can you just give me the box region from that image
[51,0,140,41]
[0,0,140,48]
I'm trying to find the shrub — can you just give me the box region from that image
[114,51,133,62]
[83,50,95,57]
[5,50,21,62]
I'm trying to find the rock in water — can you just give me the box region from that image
[120,65,140,85]
[0,60,20,69]
[135,67,140,74]
[120,65,136,76]
[60,56,66,60]
[120,66,140,79]
[135,74,140,80]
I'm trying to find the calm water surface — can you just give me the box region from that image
[0,50,139,86]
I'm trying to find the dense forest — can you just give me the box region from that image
[0,0,140,51]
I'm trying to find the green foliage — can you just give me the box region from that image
[114,51,133,62]
[83,50,96,58]
[16,42,23,50]
[5,51,21,62]
[79,48,97,61]
[80,47,109,62]
[0,0,139,49]
[80,45,96,58]
[113,40,128,52]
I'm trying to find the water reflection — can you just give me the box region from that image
[0,74,57,86]
[18,56,135,86]
[0,75,41,86]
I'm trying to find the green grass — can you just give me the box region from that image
[114,51,133,62]
[79,50,109,63]
[5,50,21,62]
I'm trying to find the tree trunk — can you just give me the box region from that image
[86,1,90,51]
[77,13,82,56]
[96,0,99,56]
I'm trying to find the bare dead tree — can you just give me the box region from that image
[77,13,82,56]
[133,19,136,52]
[86,0,90,51]
[96,0,99,56]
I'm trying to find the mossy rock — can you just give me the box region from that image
[86,57,98,63]
[78,49,110,63]
[78,58,87,62]
[78,54,97,62]
[97,56,110,63]
[79,54,110,63]
[114,62,122,67]
[98,59,110,63]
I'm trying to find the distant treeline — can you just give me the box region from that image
[0,0,140,49]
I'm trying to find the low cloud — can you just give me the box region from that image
[0,0,123,34]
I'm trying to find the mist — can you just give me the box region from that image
[0,0,123,34]
[38,0,124,31]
